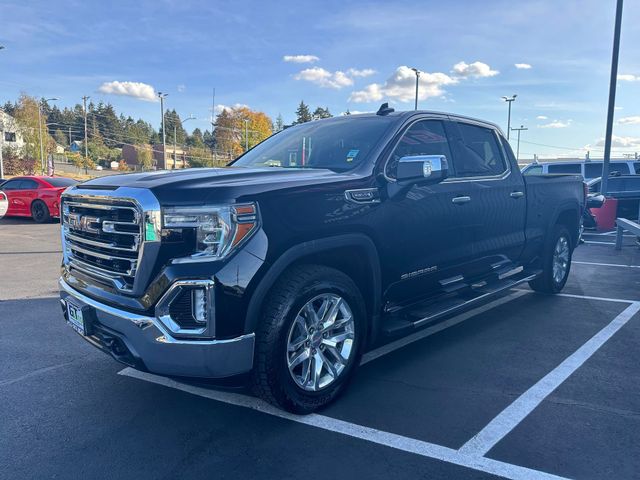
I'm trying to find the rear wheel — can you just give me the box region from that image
[31,200,51,223]
[252,265,366,413]
[529,225,572,294]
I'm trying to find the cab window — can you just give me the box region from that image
[454,122,506,177]
[386,120,453,179]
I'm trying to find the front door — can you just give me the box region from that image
[379,118,476,306]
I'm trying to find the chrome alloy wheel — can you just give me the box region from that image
[552,236,570,284]
[286,293,355,392]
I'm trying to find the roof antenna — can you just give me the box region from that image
[376,102,394,116]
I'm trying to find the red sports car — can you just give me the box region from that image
[0,176,79,223]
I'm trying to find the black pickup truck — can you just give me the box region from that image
[59,105,585,413]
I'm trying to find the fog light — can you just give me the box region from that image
[192,288,207,324]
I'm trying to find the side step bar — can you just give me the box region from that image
[382,269,540,336]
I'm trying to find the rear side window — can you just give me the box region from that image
[455,123,506,177]
[547,163,581,174]
[634,162,640,174]
[585,163,630,177]
[20,179,39,189]
[386,120,453,178]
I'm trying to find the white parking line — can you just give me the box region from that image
[362,290,530,365]
[573,260,640,269]
[119,367,569,480]
[514,288,637,304]
[583,240,616,245]
[459,301,640,457]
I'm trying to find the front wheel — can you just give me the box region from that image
[252,265,366,413]
[529,225,573,294]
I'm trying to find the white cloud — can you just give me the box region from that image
[618,116,640,125]
[349,66,458,103]
[283,54,319,64]
[452,61,499,78]
[515,63,532,69]
[595,135,640,148]
[97,81,157,102]
[214,103,249,114]
[538,119,572,129]
[347,68,376,78]
[618,74,640,82]
[294,67,354,89]
[536,115,548,120]
[177,84,186,93]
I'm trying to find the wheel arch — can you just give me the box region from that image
[244,233,382,347]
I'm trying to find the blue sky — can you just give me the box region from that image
[1,0,639,159]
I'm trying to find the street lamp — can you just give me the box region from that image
[173,115,195,169]
[38,97,58,175]
[410,67,421,110]
[158,92,168,169]
[510,125,528,162]
[502,95,517,140]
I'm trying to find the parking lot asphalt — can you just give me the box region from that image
[1,219,639,480]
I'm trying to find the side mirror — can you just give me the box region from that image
[586,194,605,209]
[396,155,448,185]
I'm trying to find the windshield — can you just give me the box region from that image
[232,116,395,172]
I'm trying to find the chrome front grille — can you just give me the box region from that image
[62,198,143,291]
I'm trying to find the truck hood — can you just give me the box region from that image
[77,167,355,205]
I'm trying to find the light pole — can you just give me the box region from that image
[511,125,528,162]
[173,115,195,169]
[601,0,624,195]
[38,97,58,175]
[502,95,517,140]
[410,67,421,110]
[158,92,168,169]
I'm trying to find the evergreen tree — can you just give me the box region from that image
[294,101,312,124]
[274,114,284,132]
[312,106,332,120]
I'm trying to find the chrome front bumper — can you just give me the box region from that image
[59,279,255,378]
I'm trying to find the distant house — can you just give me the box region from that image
[69,140,83,153]
[122,144,188,170]
[0,110,25,151]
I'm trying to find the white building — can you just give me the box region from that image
[0,110,25,152]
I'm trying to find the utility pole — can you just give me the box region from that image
[82,95,89,174]
[38,97,58,175]
[410,67,421,110]
[502,95,517,140]
[601,0,624,196]
[511,125,528,162]
[244,118,249,151]
[158,92,168,169]
[68,126,72,146]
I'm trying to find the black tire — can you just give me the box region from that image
[252,264,366,414]
[529,225,573,294]
[31,200,51,223]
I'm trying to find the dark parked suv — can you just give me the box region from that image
[59,105,585,412]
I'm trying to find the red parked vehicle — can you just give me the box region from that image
[0,176,79,223]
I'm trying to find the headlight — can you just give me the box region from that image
[163,203,258,261]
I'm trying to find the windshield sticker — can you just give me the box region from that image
[346,149,359,162]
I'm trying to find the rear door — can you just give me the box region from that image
[446,120,527,274]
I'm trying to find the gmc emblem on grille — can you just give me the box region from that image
[68,213,101,234]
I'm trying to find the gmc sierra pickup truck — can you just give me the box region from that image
[59,105,585,413]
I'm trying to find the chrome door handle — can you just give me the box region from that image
[452,196,471,204]
[510,191,525,199]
